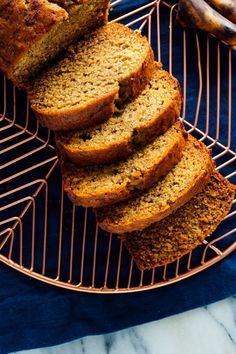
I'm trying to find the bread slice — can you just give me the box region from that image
[96,135,215,233]
[120,171,236,270]
[61,122,187,208]
[28,23,154,131]
[55,63,182,165]
[0,0,110,85]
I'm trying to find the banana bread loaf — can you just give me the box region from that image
[96,135,215,233]
[0,0,110,85]
[120,171,236,270]
[61,122,187,208]
[28,23,154,131]
[55,63,182,165]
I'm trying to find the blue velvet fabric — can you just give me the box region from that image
[0,1,235,353]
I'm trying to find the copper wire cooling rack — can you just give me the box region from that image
[0,0,236,293]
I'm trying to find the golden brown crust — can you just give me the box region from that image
[35,89,118,131]
[132,80,182,142]
[55,66,182,165]
[117,163,213,233]
[120,170,235,270]
[0,0,110,85]
[62,122,187,208]
[0,0,67,81]
[56,136,134,166]
[31,42,154,131]
[96,135,216,233]
[116,46,155,105]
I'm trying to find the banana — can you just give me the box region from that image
[176,0,236,46]
[207,0,236,24]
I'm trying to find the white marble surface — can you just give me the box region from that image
[14,296,236,354]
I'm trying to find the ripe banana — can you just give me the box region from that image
[176,0,236,46]
[207,0,236,24]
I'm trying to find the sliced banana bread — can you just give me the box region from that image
[0,0,110,85]
[55,63,182,165]
[96,135,215,233]
[120,171,236,270]
[61,122,187,208]
[28,23,154,131]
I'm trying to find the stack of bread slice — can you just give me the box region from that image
[1,3,234,270]
[27,22,235,270]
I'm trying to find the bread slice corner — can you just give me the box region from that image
[96,135,215,233]
[120,170,235,270]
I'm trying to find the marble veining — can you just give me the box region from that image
[14,296,236,354]
[206,296,236,346]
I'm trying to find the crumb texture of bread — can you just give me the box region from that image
[0,0,110,85]
[28,23,154,131]
[96,135,215,233]
[55,63,182,165]
[61,122,187,208]
[120,171,235,270]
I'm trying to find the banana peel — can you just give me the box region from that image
[177,0,236,46]
[208,0,236,24]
